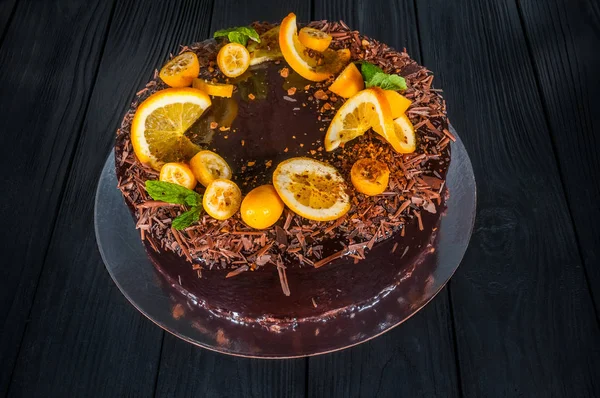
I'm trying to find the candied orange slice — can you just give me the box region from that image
[193,79,234,98]
[324,88,394,151]
[203,179,242,220]
[279,13,350,81]
[384,90,412,119]
[159,52,200,88]
[298,27,332,52]
[131,88,211,170]
[272,157,350,221]
[217,43,250,78]
[350,159,390,196]
[241,185,285,229]
[328,62,364,98]
[189,150,232,187]
[391,114,417,153]
[159,162,197,190]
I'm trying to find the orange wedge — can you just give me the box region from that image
[217,43,250,78]
[324,88,394,151]
[193,79,234,98]
[131,88,211,170]
[159,162,197,190]
[298,27,332,52]
[279,13,350,81]
[391,114,417,153]
[384,90,412,119]
[328,62,364,98]
[159,52,200,88]
[350,159,390,196]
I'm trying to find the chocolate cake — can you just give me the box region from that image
[115,18,454,326]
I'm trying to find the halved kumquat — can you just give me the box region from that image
[159,52,200,88]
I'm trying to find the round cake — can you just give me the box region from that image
[115,15,454,328]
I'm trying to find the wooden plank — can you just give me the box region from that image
[416,0,600,396]
[153,2,311,396]
[307,2,460,397]
[308,298,459,397]
[5,0,214,396]
[155,334,307,398]
[0,0,18,43]
[0,0,116,394]
[517,0,600,313]
[206,0,309,29]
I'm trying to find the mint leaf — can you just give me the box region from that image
[360,62,407,91]
[228,31,248,46]
[360,62,384,82]
[145,180,202,206]
[366,72,387,88]
[172,206,202,230]
[379,74,407,91]
[236,26,260,43]
[214,26,260,46]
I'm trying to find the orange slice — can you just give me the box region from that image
[189,150,232,187]
[384,90,412,119]
[193,79,234,98]
[279,13,350,81]
[217,43,250,78]
[328,62,364,98]
[159,162,197,190]
[203,179,242,220]
[131,88,211,170]
[391,114,417,153]
[272,157,350,221]
[324,88,394,151]
[159,52,200,88]
[350,159,390,196]
[240,185,285,229]
[298,27,332,52]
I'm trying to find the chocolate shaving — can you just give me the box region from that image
[226,265,249,278]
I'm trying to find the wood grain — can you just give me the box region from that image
[517,0,600,313]
[307,2,460,396]
[416,0,600,396]
[152,2,311,396]
[0,0,17,45]
[307,298,460,398]
[5,0,215,396]
[155,334,307,398]
[0,0,116,394]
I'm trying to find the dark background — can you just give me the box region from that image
[1,0,599,396]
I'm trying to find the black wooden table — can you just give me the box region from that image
[1,0,599,396]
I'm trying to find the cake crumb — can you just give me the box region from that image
[287,87,297,95]
[248,93,255,100]
[280,67,289,78]
[247,161,256,167]
[241,140,245,146]
[210,121,218,129]
[284,147,289,153]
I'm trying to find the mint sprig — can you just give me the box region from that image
[214,26,260,46]
[145,180,203,230]
[359,62,407,91]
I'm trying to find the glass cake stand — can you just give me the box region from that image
[95,126,476,358]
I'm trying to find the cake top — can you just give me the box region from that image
[115,13,454,296]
